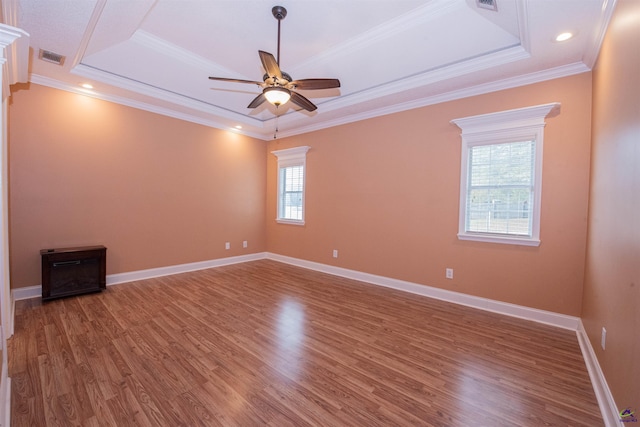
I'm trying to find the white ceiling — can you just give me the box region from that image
[12,0,614,140]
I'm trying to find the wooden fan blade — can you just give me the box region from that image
[290,91,317,112]
[289,78,340,90]
[259,51,282,79]
[209,76,263,85]
[247,93,267,109]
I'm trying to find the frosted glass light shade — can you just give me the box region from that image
[264,87,291,106]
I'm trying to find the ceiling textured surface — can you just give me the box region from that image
[14,0,614,140]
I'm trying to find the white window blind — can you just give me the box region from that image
[466,141,535,236]
[451,102,561,246]
[279,165,304,221]
[271,146,310,225]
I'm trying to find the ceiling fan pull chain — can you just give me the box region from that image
[274,111,279,139]
[208,5,337,115]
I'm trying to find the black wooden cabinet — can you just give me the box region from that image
[40,246,107,301]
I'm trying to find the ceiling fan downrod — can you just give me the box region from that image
[272,6,287,65]
[207,4,339,114]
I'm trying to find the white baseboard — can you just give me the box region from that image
[0,363,9,427]
[9,251,616,425]
[268,254,622,425]
[12,251,578,330]
[11,252,269,301]
[106,252,267,285]
[266,253,580,331]
[11,285,39,302]
[576,320,623,427]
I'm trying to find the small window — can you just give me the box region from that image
[451,103,560,246]
[279,165,304,221]
[272,146,310,225]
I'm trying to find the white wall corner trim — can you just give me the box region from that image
[265,253,580,331]
[576,320,623,427]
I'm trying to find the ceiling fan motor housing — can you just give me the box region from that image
[208,4,340,113]
[263,71,292,84]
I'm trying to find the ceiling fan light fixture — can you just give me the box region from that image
[208,5,339,113]
[264,86,291,106]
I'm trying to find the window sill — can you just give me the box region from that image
[276,219,305,226]
[457,232,540,247]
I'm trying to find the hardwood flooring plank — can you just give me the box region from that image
[10,259,603,426]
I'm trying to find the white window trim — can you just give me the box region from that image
[451,103,560,246]
[271,146,310,225]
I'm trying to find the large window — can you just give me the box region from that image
[451,103,560,246]
[466,140,535,236]
[272,146,310,225]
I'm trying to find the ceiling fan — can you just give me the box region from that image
[208,5,340,112]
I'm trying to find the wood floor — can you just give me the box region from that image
[9,260,603,426]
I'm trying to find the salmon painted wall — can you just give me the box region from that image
[267,73,593,316]
[582,0,640,411]
[9,83,266,288]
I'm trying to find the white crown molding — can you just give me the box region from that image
[69,0,107,69]
[582,0,618,68]
[516,0,531,53]
[290,0,462,75]
[70,64,262,125]
[271,145,310,160]
[0,23,29,97]
[274,62,588,139]
[131,30,242,77]
[307,44,529,121]
[576,320,623,427]
[31,57,588,142]
[275,0,528,125]
[28,74,267,140]
[451,102,561,134]
[73,43,531,140]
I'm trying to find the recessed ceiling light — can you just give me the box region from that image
[555,32,573,42]
[235,125,242,130]
[80,83,93,89]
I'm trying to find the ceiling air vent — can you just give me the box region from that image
[476,0,498,11]
[38,49,66,66]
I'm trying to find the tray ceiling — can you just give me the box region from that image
[13,0,613,139]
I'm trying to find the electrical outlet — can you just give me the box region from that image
[243,240,248,248]
[446,268,453,279]
[332,249,338,258]
[225,242,230,250]
[601,327,606,350]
